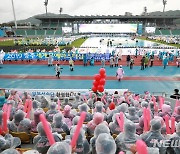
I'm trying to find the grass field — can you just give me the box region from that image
[0,36,179,49]
[0,40,14,46]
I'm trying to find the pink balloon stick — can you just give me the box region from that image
[0,127,2,135]
[2,104,8,112]
[83,95,88,103]
[143,108,148,132]
[26,100,32,118]
[173,100,180,114]
[2,112,8,132]
[7,104,12,120]
[171,117,175,134]
[152,95,156,103]
[89,92,92,98]
[101,94,105,101]
[136,140,148,154]
[23,100,29,113]
[116,114,122,132]
[119,152,125,154]
[159,96,164,110]
[164,115,171,134]
[71,112,86,148]
[39,114,55,145]
[57,99,61,111]
[146,108,151,131]
[120,112,124,132]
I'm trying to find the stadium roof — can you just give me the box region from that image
[35,14,180,20]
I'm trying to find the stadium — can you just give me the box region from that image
[0,0,180,154]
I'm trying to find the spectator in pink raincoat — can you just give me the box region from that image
[116,65,124,82]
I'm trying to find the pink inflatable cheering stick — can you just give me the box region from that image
[2,103,8,112]
[146,108,151,131]
[119,152,125,154]
[83,95,88,103]
[116,114,123,132]
[136,140,148,154]
[158,96,164,110]
[119,112,124,132]
[101,95,107,104]
[89,92,92,98]
[173,100,180,114]
[0,127,2,135]
[23,100,29,113]
[7,104,12,120]
[71,111,86,148]
[143,108,148,132]
[2,112,8,133]
[57,99,61,111]
[26,100,32,118]
[39,114,55,145]
[164,115,171,134]
[171,117,175,134]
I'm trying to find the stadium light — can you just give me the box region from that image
[163,0,167,12]
[11,0,17,29]
[44,0,48,16]
[59,7,63,15]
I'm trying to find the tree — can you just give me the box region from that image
[44,0,48,16]
[163,0,167,12]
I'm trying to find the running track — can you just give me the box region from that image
[0,61,179,94]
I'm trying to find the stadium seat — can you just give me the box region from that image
[171,29,180,35]
[36,29,45,36]
[26,29,35,36]
[161,29,171,35]
[46,29,55,36]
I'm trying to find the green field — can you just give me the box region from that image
[0,40,14,46]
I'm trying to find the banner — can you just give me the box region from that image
[3,48,179,61]
[4,88,128,98]
[3,51,111,61]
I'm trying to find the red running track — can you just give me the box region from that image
[0,75,179,81]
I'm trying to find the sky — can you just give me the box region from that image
[0,0,179,24]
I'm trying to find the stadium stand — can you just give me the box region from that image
[14,29,26,36]
[171,29,180,35]
[26,29,35,36]
[50,22,58,28]
[36,29,45,36]
[46,29,55,36]
[55,29,62,35]
[155,29,161,35]
[41,22,50,28]
[161,29,171,35]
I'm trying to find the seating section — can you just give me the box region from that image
[171,29,180,35]
[155,29,161,35]
[46,29,55,35]
[15,29,26,36]
[41,22,50,28]
[55,29,62,35]
[161,29,171,35]
[26,29,35,36]
[36,29,45,36]
[50,22,58,28]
